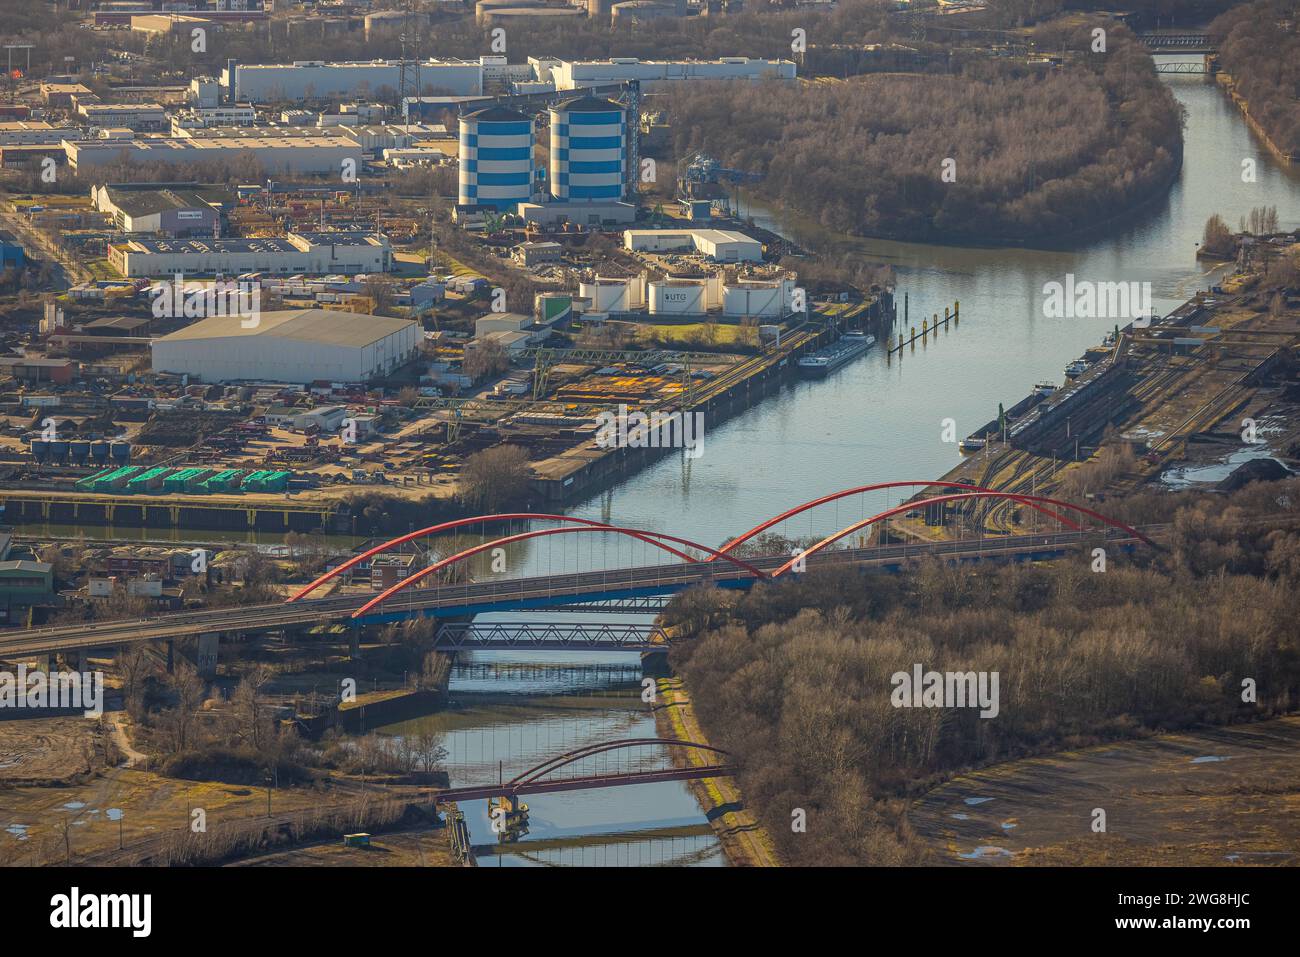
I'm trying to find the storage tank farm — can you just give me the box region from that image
[458,105,536,211]
[548,95,627,202]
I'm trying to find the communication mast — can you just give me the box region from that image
[398,1,422,111]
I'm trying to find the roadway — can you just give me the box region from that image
[0,525,1156,658]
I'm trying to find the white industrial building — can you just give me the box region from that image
[109,232,391,278]
[624,228,763,262]
[548,57,796,91]
[0,121,80,146]
[78,102,169,131]
[152,308,420,384]
[226,59,485,104]
[63,135,363,175]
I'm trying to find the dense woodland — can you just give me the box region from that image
[666,20,1183,244]
[664,478,1300,865]
[1211,0,1300,157]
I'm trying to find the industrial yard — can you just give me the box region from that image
[0,0,1299,922]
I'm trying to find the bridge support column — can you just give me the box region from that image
[165,639,175,675]
[196,633,220,678]
[640,649,671,678]
[348,628,361,662]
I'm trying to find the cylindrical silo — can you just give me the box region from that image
[649,279,705,315]
[549,94,625,203]
[459,105,535,211]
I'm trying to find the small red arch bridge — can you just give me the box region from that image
[432,739,737,805]
[281,483,1156,628]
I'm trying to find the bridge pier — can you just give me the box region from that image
[640,649,671,678]
[165,639,174,675]
[196,633,220,678]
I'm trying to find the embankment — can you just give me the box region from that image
[652,675,781,867]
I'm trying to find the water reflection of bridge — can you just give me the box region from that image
[472,823,721,866]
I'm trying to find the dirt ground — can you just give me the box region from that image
[0,714,102,784]
[910,717,1300,866]
[229,826,456,867]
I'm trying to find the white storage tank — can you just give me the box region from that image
[723,280,783,318]
[650,279,705,315]
[579,278,629,313]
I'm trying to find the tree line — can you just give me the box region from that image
[665,19,1183,245]
[663,477,1300,865]
[1211,0,1300,158]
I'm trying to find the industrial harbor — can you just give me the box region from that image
[0,0,1298,930]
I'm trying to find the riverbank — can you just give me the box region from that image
[652,675,781,867]
[1216,72,1297,167]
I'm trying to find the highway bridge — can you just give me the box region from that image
[0,485,1156,658]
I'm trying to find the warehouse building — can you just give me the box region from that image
[109,231,391,277]
[549,57,796,91]
[92,183,233,236]
[226,59,484,104]
[548,94,625,202]
[64,135,363,175]
[130,13,216,36]
[0,121,80,146]
[623,228,762,261]
[458,105,535,211]
[78,102,169,131]
[152,308,420,383]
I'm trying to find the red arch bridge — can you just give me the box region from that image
[432,739,737,805]
[0,483,1160,656]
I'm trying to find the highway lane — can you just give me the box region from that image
[0,526,1155,656]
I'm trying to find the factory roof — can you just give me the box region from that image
[127,236,301,254]
[157,309,417,347]
[101,184,231,217]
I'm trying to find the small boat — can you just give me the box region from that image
[959,437,986,453]
[1033,381,1057,397]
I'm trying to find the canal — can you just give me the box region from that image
[397,67,1300,866]
[20,68,1300,866]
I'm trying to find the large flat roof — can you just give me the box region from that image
[158,308,416,348]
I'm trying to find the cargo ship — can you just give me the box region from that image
[797,332,875,377]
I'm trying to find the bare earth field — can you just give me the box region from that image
[0,714,101,784]
[910,717,1300,866]
[229,827,456,867]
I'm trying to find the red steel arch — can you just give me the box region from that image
[287,512,697,602]
[769,491,1155,577]
[352,524,769,618]
[508,738,730,789]
[712,480,1080,559]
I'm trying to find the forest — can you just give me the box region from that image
[666,20,1183,244]
[1211,0,1300,157]
[662,478,1300,865]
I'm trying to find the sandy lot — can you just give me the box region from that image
[910,717,1300,866]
